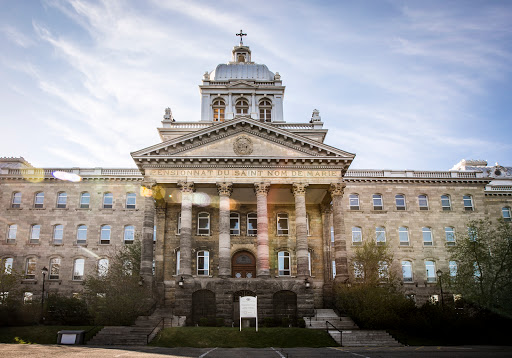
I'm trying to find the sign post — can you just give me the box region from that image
[239,296,258,332]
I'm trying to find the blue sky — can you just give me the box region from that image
[1,0,511,170]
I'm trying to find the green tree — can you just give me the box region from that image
[83,239,154,325]
[350,239,398,287]
[449,219,512,317]
[0,259,27,325]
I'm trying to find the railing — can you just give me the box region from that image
[168,122,212,129]
[345,170,385,177]
[273,123,315,129]
[487,186,512,191]
[326,320,343,346]
[147,318,164,344]
[413,171,451,178]
[101,169,141,176]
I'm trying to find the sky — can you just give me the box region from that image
[1,0,511,171]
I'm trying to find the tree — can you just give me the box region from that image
[83,239,154,325]
[0,259,30,325]
[449,218,512,317]
[350,239,398,287]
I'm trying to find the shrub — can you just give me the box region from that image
[298,318,306,328]
[44,294,90,325]
[198,317,209,327]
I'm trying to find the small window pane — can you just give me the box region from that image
[80,192,90,209]
[230,213,240,235]
[73,259,85,280]
[422,227,433,246]
[399,227,409,246]
[57,192,67,208]
[197,251,209,276]
[247,213,257,235]
[126,193,136,209]
[103,193,113,208]
[441,195,451,211]
[124,226,134,243]
[395,195,406,210]
[77,225,87,244]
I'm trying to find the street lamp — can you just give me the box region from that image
[41,266,48,322]
[436,269,445,308]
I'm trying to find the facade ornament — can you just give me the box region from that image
[329,182,346,196]
[320,203,333,214]
[141,179,157,190]
[163,107,175,122]
[310,109,321,123]
[203,71,210,81]
[235,29,247,46]
[177,180,194,193]
[254,182,270,195]
[274,72,281,80]
[233,135,253,155]
[291,182,309,196]
[216,182,233,196]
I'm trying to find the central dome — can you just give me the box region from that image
[210,63,274,81]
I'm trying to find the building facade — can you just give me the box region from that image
[1,43,511,325]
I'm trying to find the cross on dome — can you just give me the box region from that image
[236,29,247,46]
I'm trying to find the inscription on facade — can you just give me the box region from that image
[147,169,341,179]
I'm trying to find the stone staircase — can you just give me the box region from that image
[304,309,401,347]
[87,309,166,346]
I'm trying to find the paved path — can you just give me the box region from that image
[0,344,511,357]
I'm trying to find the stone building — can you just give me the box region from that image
[1,42,511,325]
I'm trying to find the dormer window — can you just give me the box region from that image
[235,98,249,115]
[259,99,272,122]
[212,99,225,122]
[237,53,246,62]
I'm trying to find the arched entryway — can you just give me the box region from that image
[233,290,256,326]
[273,290,297,320]
[192,289,216,325]
[232,251,256,278]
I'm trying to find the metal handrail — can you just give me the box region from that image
[326,320,343,346]
[147,318,164,344]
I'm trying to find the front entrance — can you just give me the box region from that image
[232,251,256,278]
[192,289,216,325]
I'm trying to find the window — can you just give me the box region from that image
[474,262,481,279]
[247,213,257,235]
[259,99,272,122]
[463,195,474,211]
[352,227,362,245]
[103,193,113,209]
[73,258,85,280]
[77,225,87,245]
[23,292,33,304]
[212,98,225,122]
[502,207,512,222]
[379,261,389,280]
[306,213,310,236]
[25,258,36,279]
[11,192,21,208]
[7,224,17,243]
[4,257,13,274]
[277,213,289,235]
[332,260,336,279]
[278,251,290,276]
[349,194,360,210]
[124,225,134,244]
[197,212,210,235]
[449,261,457,277]
[441,195,451,211]
[330,226,334,246]
[308,251,312,276]
[177,212,181,234]
[395,194,406,210]
[153,225,156,243]
[80,192,90,209]
[230,213,240,235]
[98,258,109,276]
[376,226,386,245]
[445,227,455,246]
[123,260,133,276]
[402,261,413,282]
[57,192,67,208]
[399,227,409,246]
[53,224,63,244]
[425,260,436,282]
[176,249,180,275]
[0,292,8,303]
[418,195,429,210]
[353,262,363,280]
[422,227,433,246]
[197,251,209,276]
[30,224,40,244]
[373,194,383,210]
[100,225,111,244]
[126,193,136,209]
[235,98,249,115]
[468,226,478,241]
[49,258,60,280]
[34,192,44,208]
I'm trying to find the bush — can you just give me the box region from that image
[281,317,290,327]
[298,318,306,328]
[198,318,209,327]
[44,295,90,325]
[261,317,277,327]
[216,318,224,327]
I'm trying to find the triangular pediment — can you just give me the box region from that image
[226,80,257,88]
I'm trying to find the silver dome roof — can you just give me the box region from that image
[210,63,274,81]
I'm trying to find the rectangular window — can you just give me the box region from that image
[402,261,413,282]
[98,259,109,277]
[247,213,257,235]
[395,195,406,210]
[176,250,180,275]
[126,193,136,209]
[80,193,90,209]
[177,213,181,234]
[53,225,63,244]
[429,295,439,304]
[441,195,451,211]
[418,195,429,210]
[277,213,289,235]
[352,227,362,245]
[463,195,474,211]
[399,227,409,246]
[11,192,21,208]
[372,194,383,210]
[278,251,290,276]
[73,259,85,280]
[7,224,17,243]
[124,226,134,244]
[445,227,455,246]
[349,194,359,210]
[103,193,113,209]
[25,258,36,279]
[100,225,111,244]
[49,258,60,280]
[502,207,512,222]
[449,261,457,277]
[77,225,87,244]
[197,213,210,235]
[34,192,44,208]
[23,292,33,304]
[422,227,433,246]
[57,192,67,208]
[425,261,436,282]
[306,213,310,236]
[197,251,209,276]
[4,258,13,274]
[332,260,336,279]
[230,213,240,235]
[30,225,40,244]
[376,227,386,245]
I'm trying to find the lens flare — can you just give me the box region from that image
[52,171,82,182]
[140,186,153,197]
[22,168,45,183]
[193,192,211,207]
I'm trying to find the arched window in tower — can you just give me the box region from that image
[212,98,225,122]
[259,99,272,122]
[235,98,249,115]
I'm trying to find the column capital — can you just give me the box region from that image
[329,182,346,196]
[177,180,194,193]
[254,182,270,196]
[291,182,309,196]
[216,182,233,196]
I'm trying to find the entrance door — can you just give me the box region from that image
[232,251,256,278]
[192,289,216,325]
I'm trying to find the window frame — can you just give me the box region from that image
[375,226,386,245]
[100,225,111,244]
[445,227,455,246]
[422,227,433,246]
[230,212,240,235]
[176,249,180,275]
[235,97,249,115]
[30,224,40,244]
[212,98,225,122]
[425,260,436,282]
[277,213,289,235]
[125,193,136,209]
[103,193,113,209]
[77,225,87,245]
[278,251,291,276]
[502,207,512,222]
[7,224,17,243]
[34,192,44,208]
[463,195,474,211]
[259,99,272,122]
[441,195,451,211]
[79,192,90,209]
[73,258,85,281]
[349,194,360,210]
[98,258,109,277]
[247,212,257,236]
[402,260,413,282]
[395,194,406,210]
[25,257,37,279]
[372,194,383,210]
[56,192,67,209]
[4,257,13,274]
[418,195,429,210]
[197,212,210,235]
[398,226,409,246]
[124,225,135,244]
[197,250,209,276]
[53,224,64,245]
[351,227,362,245]
[11,192,21,208]
[449,261,457,277]
[49,257,60,280]
[177,212,181,235]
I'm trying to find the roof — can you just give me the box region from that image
[210,63,274,81]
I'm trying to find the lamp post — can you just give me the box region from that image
[436,269,445,308]
[41,266,48,323]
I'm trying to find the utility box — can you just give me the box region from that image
[57,330,85,345]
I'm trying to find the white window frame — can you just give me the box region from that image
[53,224,63,245]
[445,227,455,246]
[441,195,451,211]
[230,212,240,235]
[259,99,272,122]
[402,261,413,282]
[395,194,406,210]
[100,225,111,244]
[23,292,33,304]
[372,194,383,210]
[30,224,40,244]
[197,212,210,235]
[212,98,225,122]
[124,225,135,244]
[103,193,113,209]
[376,226,386,245]
[351,227,362,245]
[197,250,209,276]
[463,195,474,211]
[247,212,257,236]
[235,98,249,115]
[418,195,429,210]
[80,192,90,209]
[277,213,289,235]
[308,251,312,276]
[56,192,67,208]
[278,251,291,276]
[126,193,136,209]
[4,257,13,274]
[77,225,87,244]
[49,257,60,280]
[11,192,21,208]
[422,227,433,246]
[502,207,512,222]
[98,258,109,277]
[399,227,409,246]
[349,194,360,210]
[34,192,44,208]
[332,260,336,279]
[176,249,180,275]
[7,224,17,243]
[73,258,85,281]
[25,257,36,279]
[425,260,436,282]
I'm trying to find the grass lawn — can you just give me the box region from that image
[149,327,337,348]
[0,326,102,344]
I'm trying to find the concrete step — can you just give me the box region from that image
[328,330,402,347]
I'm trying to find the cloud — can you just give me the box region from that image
[1,25,34,47]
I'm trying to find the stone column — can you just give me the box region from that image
[330,182,349,282]
[292,183,309,277]
[254,182,270,277]
[140,180,156,286]
[251,93,257,119]
[321,204,333,280]
[177,181,194,276]
[217,182,233,277]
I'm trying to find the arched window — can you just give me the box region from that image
[463,195,474,211]
[30,224,40,244]
[441,195,451,211]
[425,260,436,282]
[445,227,455,246]
[7,224,17,243]
[11,192,21,208]
[502,207,512,222]
[259,99,272,122]
[98,258,109,276]
[399,227,409,246]
[235,98,249,115]
[73,258,85,280]
[124,225,134,244]
[197,212,210,235]
[376,226,386,245]
[103,193,113,209]
[197,250,209,276]
[373,194,383,210]
[230,212,240,235]
[100,225,111,244]
[351,227,362,245]
[418,195,429,210]
[395,194,406,210]
[80,192,90,209]
[77,225,87,245]
[422,227,433,246]
[34,192,44,208]
[401,261,413,282]
[57,192,67,208]
[49,258,60,280]
[126,193,136,209]
[277,213,289,235]
[53,224,64,245]
[247,213,257,236]
[278,251,290,276]
[25,257,37,279]
[212,98,225,122]
[349,194,360,210]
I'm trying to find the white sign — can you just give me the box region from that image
[239,296,258,332]
[60,334,77,344]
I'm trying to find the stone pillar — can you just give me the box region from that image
[178,181,194,276]
[292,183,309,277]
[321,204,333,280]
[254,182,270,277]
[140,181,156,286]
[217,182,233,277]
[250,93,257,119]
[330,182,349,282]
